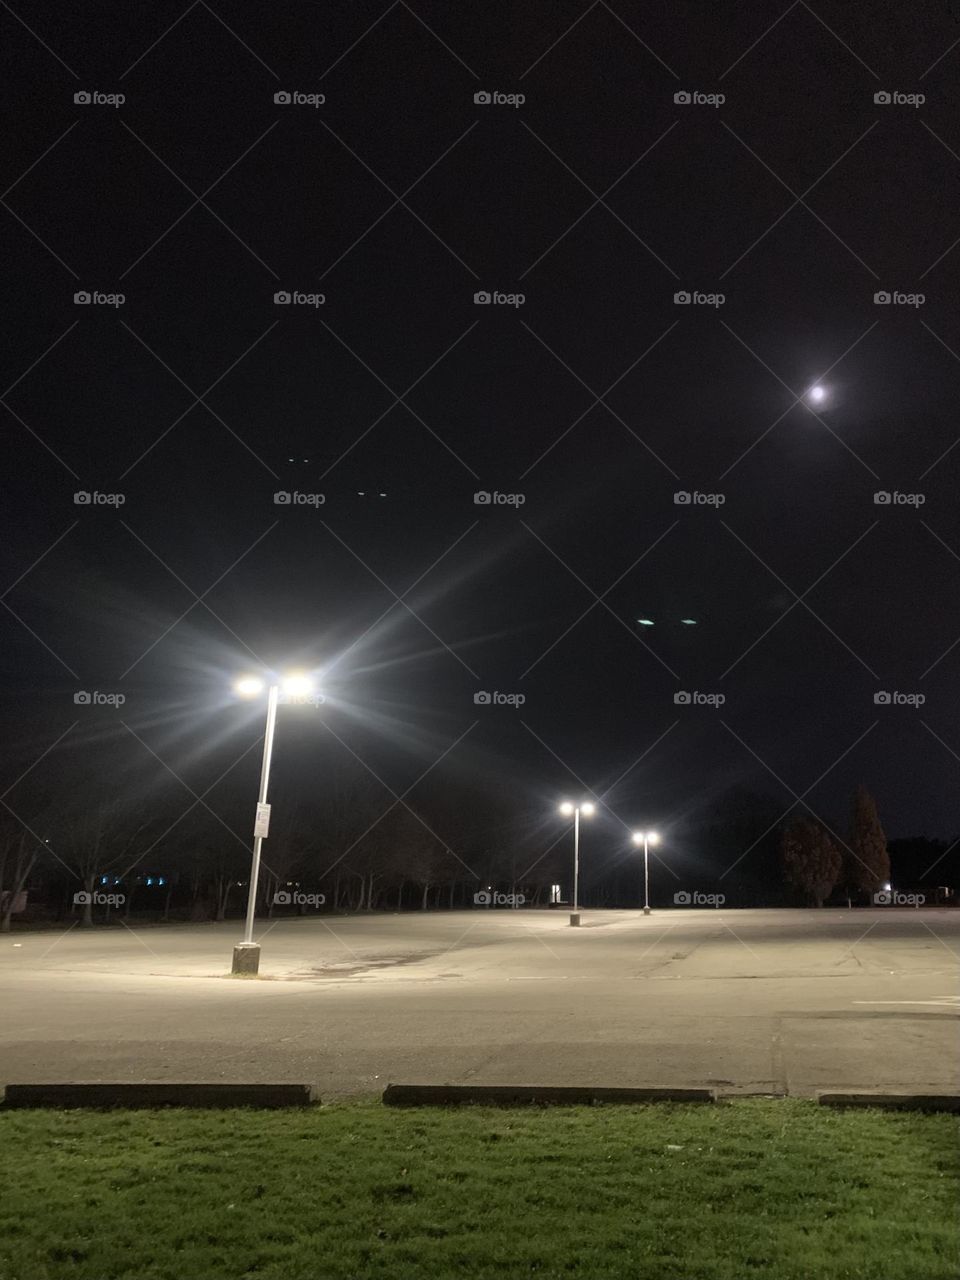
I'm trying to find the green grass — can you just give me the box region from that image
[1,1099,957,1279]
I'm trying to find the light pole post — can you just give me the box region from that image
[229,670,317,975]
[632,829,660,917]
[560,800,594,927]
[643,834,650,915]
[232,683,279,975]
[573,806,580,916]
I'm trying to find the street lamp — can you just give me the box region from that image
[560,801,595,927]
[631,829,660,915]
[231,671,316,976]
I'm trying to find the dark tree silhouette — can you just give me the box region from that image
[780,816,842,907]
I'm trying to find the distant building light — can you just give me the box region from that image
[636,618,655,626]
[681,618,697,625]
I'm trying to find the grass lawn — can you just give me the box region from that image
[1,1098,957,1279]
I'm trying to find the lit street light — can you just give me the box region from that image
[631,829,660,915]
[560,800,595,927]
[231,671,316,976]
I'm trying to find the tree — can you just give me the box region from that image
[52,798,148,925]
[779,816,842,907]
[0,824,43,931]
[704,787,784,904]
[845,784,890,902]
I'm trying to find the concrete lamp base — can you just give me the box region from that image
[569,912,581,927]
[231,943,261,975]
[643,906,651,915]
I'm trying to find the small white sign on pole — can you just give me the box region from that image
[254,802,272,839]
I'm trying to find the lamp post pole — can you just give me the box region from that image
[560,801,593,927]
[232,683,279,975]
[631,829,660,917]
[642,833,651,915]
[573,806,580,917]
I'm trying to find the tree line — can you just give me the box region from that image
[0,771,955,929]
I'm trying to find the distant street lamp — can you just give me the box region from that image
[631,829,660,915]
[231,671,315,976]
[560,801,595,927]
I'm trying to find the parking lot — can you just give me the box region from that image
[1,908,957,1097]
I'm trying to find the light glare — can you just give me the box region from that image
[283,672,314,696]
[234,675,265,698]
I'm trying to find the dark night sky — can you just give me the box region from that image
[4,0,960,867]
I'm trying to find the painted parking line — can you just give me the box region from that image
[852,996,960,1007]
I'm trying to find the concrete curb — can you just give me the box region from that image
[817,1091,960,1113]
[382,1084,716,1106]
[2,1083,319,1109]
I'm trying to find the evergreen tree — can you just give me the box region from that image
[846,784,889,902]
[780,815,842,907]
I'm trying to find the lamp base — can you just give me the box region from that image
[231,942,261,975]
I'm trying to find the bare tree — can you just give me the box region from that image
[51,799,148,926]
[0,825,43,931]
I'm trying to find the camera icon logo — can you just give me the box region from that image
[274,291,291,304]
[474,691,491,704]
[474,291,491,305]
[673,290,691,304]
[74,691,91,704]
[474,91,491,105]
[273,890,292,905]
[74,91,91,105]
[73,890,92,904]
[274,491,292,504]
[674,691,691,705]
[873,491,891,504]
[673,491,691,504]
[674,890,692,904]
[874,91,891,104]
[674,91,691,104]
[73,491,92,504]
[74,291,91,305]
[474,890,492,904]
[274,91,291,104]
[873,890,892,904]
[874,691,891,704]
[874,291,891,304]
[473,490,492,504]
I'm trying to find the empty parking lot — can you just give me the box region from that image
[1,908,957,1097]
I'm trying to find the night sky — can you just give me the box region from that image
[4,1,960,886]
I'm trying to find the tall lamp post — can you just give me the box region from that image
[560,801,595,927]
[631,829,660,915]
[231,671,315,975]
